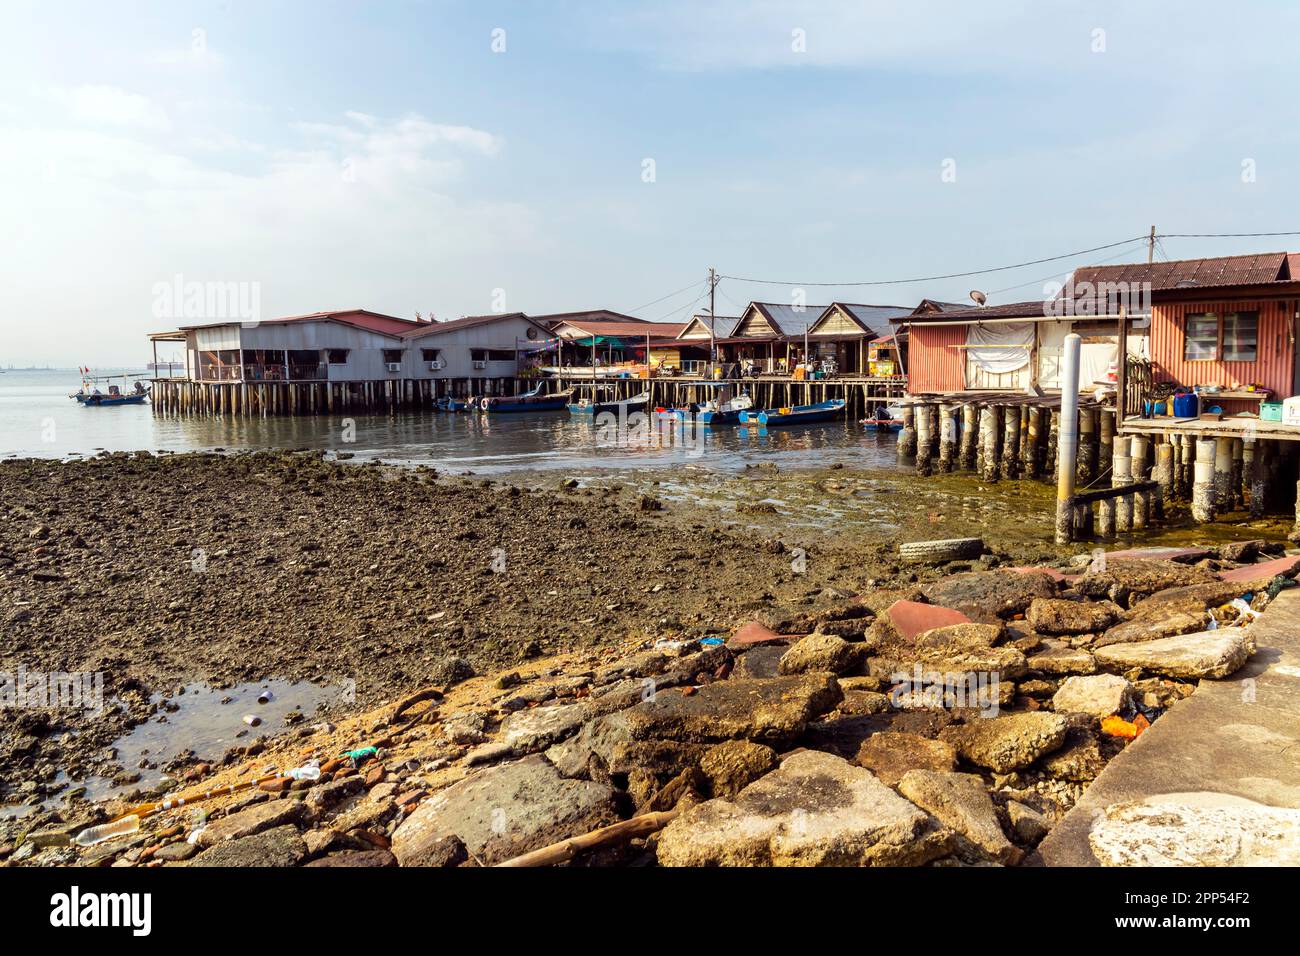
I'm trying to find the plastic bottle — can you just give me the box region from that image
[284,760,321,782]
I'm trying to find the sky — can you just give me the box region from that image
[2,0,1300,365]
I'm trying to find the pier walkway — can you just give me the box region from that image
[1035,587,1300,865]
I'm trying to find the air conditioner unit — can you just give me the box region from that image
[428,360,444,371]
[472,360,488,370]
[385,362,402,372]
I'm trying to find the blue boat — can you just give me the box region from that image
[861,403,905,432]
[71,375,150,406]
[480,384,573,413]
[567,390,650,417]
[740,398,846,426]
[434,396,472,412]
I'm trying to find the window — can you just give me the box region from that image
[382,349,404,363]
[1184,313,1219,361]
[326,349,350,364]
[1223,311,1258,361]
[421,348,442,361]
[1182,310,1259,362]
[471,349,515,362]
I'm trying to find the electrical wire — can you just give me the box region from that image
[623,278,708,316]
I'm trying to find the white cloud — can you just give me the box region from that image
[49,84,170,130]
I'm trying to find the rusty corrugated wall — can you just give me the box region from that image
[1149,298,1294,400]
[906,323,967,393]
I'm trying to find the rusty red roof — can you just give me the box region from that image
[893,300,1053,324]
[1071,252,1290,292]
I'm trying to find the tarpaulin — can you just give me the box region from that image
[965,322,1033,373]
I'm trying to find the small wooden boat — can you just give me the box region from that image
[567,390,650,416]
[741,398,846,427]
[861,403,905,432]
[698,391,754,426]
[434,396,472,412]
[71,374,149,406]
[481,384,573,413]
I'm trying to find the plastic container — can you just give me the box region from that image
[1172,392,1199,418]
[1261,402,1283,422]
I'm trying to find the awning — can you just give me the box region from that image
[570,335,625,347]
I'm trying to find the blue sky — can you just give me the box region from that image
[3,0,1299,364]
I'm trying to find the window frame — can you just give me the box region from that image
[1221,310,1259,362]
[381,348,405,364]
[325,348,350,365]
[1182,309,1260,363]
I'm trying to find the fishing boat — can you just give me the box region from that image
[480,384,573,413]
[740,398,846,427]
[433,395,473,412]
[567,390,651,416]
[861,403,905,432]
[697,386,753,426]
[70,373,150,406]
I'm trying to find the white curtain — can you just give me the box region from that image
[966,322,1033,374]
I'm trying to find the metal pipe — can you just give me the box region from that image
[1055,333,1081,544]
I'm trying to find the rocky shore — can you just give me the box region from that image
[2,451,1291,867]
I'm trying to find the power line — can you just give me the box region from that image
[1159,231,1300,239]
[623,278,708,315]
[986,239,1150,298]
[717,235,1150,288]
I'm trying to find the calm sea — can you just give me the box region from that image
[0,369,901,475]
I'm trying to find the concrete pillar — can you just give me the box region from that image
[1113,438,1133,532]
[979,405,999,482]
[1000,405,1020,480]
[897,405,916,463]
[938,404,958,473]
[1077,407,1097,485]
[1153,441,1174,518]
[1098,409,1115,481]
[1131,436,1150,529]
[1097,496,1116,539]
[1192,438,1217,523]
[1231,438,1244,509]
[1213,437,1234,511]
[1245,439,1265,519]
[1025,406,1041,480]
[959,404,979,471]
[915,402,934,476]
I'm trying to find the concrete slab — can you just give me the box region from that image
[728,620,793,648]
[1218,554,1300,584]
[886,600,971,641]
[1035,589,1300,866]
[1104,546,1210,563]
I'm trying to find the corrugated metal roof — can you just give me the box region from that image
[399,312,549,339]
[178,309,420,336]
[910,299,971,315]
[833,303,914,338]
[682,314,741,336]
[554,320,687,338]
[894,300,1052,324]
[1071,253,1288,292]
[751,302,829,336]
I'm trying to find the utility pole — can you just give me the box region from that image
[1148,225,1156,264]
[708,267,717,379]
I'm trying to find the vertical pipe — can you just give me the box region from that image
[1192,438,1217,522]
[1055,333,1081,545]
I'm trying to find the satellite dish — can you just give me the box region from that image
[970,290,987,306]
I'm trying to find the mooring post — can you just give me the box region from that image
[897,404,916,463]
[938,404,957,472]
[979,405,999,482]
[1054,333,1081,545]
[959,404,979,471]
[1192,438,1217,522]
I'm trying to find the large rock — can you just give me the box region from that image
[390,755,619,866]
[1052,674,1131,718]
[1093,628,1251,679]
[1088,798,1300,866]
[913,622,1003,651]
[920,571,1058,622]
[778,634,859,676]
[656,751,953,866]
[1075,560,1218,604]
[497,701,593,756]
[912,645,1028,682]
[195,798,309,848]
[855,732,957,786]
[699,740,778,799]
[897,770,1016,864]
[190,825,307,867]
[1026,598,1123,635]
[1095,610,1209,648]
[939,712,1069,773]
[619,673,843,747]
[1039,728,1105,782]
[732,644,786,680]
[1026,640,1096,676]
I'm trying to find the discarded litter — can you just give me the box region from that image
[699,638,725,647]
[242,714,262,727]
[284,760,321,782]
[257,690,275,705]
[339,746,379,763]
[72,815,141,847]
